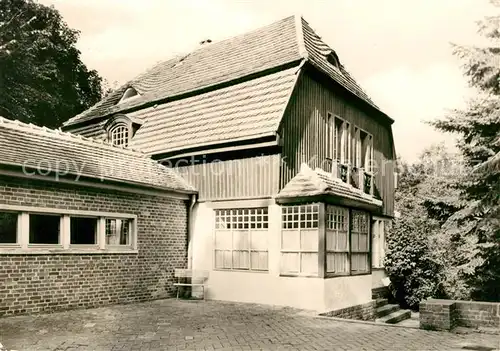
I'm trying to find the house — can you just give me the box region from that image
[0,15,395,316]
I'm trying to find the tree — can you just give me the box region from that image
[0,0,104,128]
[430,0,500,301]
[385,144,463,309]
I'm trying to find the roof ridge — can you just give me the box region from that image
[0,116,151,158]
[294,14,308,59]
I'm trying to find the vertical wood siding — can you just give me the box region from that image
[177,155,280,201]
[279,73,395,217]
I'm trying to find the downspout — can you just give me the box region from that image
[187,193,197,269]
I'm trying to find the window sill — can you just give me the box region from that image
[213,268,268,274]
[279,273,319,278]
[324,272,350,278]
[0,247,138,255]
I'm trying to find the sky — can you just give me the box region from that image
[40,0,495,162]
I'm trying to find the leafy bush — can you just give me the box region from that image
[385,217,443,309]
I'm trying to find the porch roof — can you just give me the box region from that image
[276,163,382,208]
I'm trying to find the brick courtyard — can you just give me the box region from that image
[0,299,498,351]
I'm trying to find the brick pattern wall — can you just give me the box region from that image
[320,300,376,321]
[420,299,457,331]
[420,299,500,331]
[0,176,189,317]
[454,301,500,328]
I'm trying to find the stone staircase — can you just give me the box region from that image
[375,298,411,324]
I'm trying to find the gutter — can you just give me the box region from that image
[187,193,197,270]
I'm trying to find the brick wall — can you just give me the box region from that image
[320,300,376,321]
[0,176,189,317]
[420,299,500,331]
[454,301,500,328]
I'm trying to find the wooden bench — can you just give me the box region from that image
[173,269,209,300]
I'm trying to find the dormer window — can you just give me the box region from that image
[110,124,129,147]
[326,51,340,69]
[104,114,143,147]
[118,87,139,104]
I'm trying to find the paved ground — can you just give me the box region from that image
[0,299,498,351]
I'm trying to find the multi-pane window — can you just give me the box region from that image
[281,204,319,275]
[351,210,370,273]
[279,205,371,277]
[70,217,98,245]
[106,218,131,246]
[326,206,349,274]
[29,214,61,244]
[0,212,18,244]
[0,206,136,252]
[214,208,268,271]
[110,125,129,147]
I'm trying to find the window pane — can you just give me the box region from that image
[233,230,249,250]
[70,217,97,245]
[232,251,250,270]
[251,251,268,271]
[280,252,299,273]
[300,229,318,251]
[281,230,300,251]
[301,253,318,275]
[0,212,17,243]
[29,214,60,244]
[106,218,130,245]
[327,252,349,273]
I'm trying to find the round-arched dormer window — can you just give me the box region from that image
[109,123,129,147]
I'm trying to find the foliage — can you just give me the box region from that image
[385,145,462,309]
[429,0,500,302]
[0,0,104,128]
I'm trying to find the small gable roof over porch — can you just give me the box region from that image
[277,164,382,210]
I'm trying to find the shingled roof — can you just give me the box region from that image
[276,163,382,208]
[63,15,385,131]
[0,117,195,194]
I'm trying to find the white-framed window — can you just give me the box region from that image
[110,124,129,147]
[372,218,390,269]
[351,210,370,274]
[70,216,98,246]
[29,213,61,245]
[0,211,18,244]
[281,204,320,276]
[106,218,131,246]
[361,131,373,172]
[326,113,344,162]
[0,205,137,253]
[326,206,349,275]
[214,208,268,271]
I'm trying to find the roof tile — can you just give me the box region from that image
[0,117,195,193]
[277,163,382,207]
[129,67,298,155]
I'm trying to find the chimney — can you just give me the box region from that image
[199,39,212,46]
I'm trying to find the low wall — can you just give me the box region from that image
[320,300,376,321]
[420,299,500,331]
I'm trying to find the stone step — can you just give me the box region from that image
[376,304,400,318]
[376,309,411,324]
[375,298,388,308]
